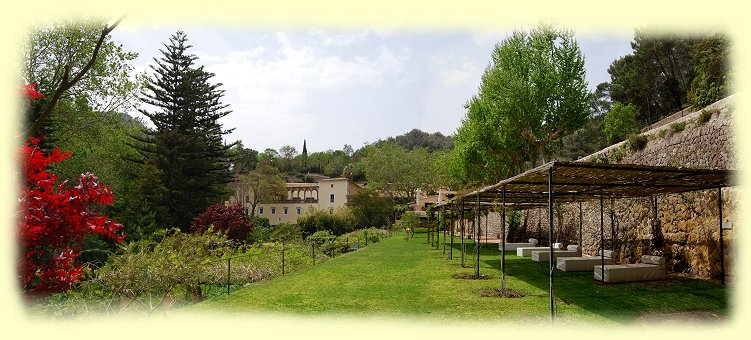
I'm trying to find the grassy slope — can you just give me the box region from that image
[192,233,727,325]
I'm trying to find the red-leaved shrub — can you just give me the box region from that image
[190,204,253,242]
[18,137,124,294]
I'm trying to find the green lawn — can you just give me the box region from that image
[191,232,728,325]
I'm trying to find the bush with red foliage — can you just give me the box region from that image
[17,83,124,295]
[18,137,125,294]
[190,204,253,242]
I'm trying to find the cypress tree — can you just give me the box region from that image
[302,139,308,171]
[131,31,234,231]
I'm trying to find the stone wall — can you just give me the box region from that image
[522,96,736,280]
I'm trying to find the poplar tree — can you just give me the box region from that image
[131,31,234,231]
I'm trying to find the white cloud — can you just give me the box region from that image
[198,35,410,150]
[437,59,482,88]
[308,30,370,47]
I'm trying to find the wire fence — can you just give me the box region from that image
[213,230,394,295]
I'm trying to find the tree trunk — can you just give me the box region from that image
[191,285,203,303]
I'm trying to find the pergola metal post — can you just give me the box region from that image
[578,202,583,249]
[484,210,488,248]
[427,211,432,247]
[476,192,481,277]
[501,186,507,291]
[442,209,446,254]
[434,210,439,249]
[461,201,466,267]
[719,187,725,285]
[450,206,455,260]
[432,210,438,249]
[599,189,605,283]
[547,167,555,323]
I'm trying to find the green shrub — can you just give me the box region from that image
[297,208,355,238]
[610,147,627,162]
[413,227,428,233]
[249,224,272,243]
[271,223,302,242]
[626,134,648,151]
[658,129,667,138]
[670,121,687,132]
[248,215,272,243]
[307,230,336,244]
[697,108,717,125]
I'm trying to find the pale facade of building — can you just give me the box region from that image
[230,178,362,226]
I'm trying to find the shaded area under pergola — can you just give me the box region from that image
[432,160,734,323]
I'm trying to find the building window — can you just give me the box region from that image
[296,207,301,215]
[283,207,288,215]
[330,184,334,188]
[259,208,264,215]
[330,194,335,203]
[245,195,250,203]
[329,208,334,214]
[271,208,276,215]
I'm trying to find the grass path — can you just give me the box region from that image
[192,233,728,325]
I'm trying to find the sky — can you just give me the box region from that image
[111,26,634,154]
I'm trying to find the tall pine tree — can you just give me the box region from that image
[131,31,234,231]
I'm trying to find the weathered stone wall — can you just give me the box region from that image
[522,96,736,280]
[446,211,502,241]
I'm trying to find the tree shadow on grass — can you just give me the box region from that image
[478,252,729,324]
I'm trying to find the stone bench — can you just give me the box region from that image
[557,250,614,272]
[532,249,580,262]
[593,255,667,283]
[517,243,563,257]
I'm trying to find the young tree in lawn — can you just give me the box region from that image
[130,31,234,231]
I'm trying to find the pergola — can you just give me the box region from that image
[434,160,734,322]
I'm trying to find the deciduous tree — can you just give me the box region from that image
[233,164,286,217]
[454,24,589,186]
[346,188,393,228]
[21,18,134,140]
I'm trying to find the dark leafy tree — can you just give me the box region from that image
[558,83,612,160]
[380,128,454,152]
[608,29,698,125]
[346,188,394,228]
[604,102,640,144]
[688,32,731,107]
[130,31,234,231]
[228,141,258,174]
